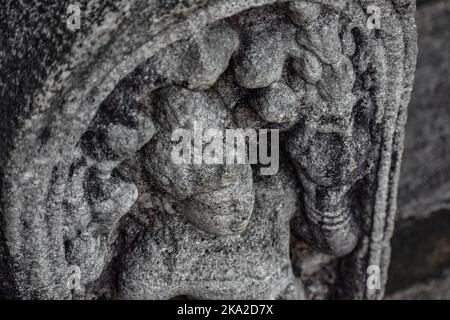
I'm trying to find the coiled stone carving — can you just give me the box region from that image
[0,0,417,300]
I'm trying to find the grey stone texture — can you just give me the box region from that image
[387,269,450,300]
[397,0,450,221]
[0,1,417,299]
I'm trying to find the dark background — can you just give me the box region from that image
[386,0,450,299]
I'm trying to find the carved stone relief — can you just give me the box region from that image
[0,0,417,299]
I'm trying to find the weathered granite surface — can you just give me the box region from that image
[0,1,417,299]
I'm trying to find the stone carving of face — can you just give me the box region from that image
[1,0,416,300]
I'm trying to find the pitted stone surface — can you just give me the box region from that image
[0,0,417,300]
[119,161,299,299]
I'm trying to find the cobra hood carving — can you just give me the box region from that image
[0,0,417,300]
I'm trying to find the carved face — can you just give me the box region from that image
[1,0,416,300]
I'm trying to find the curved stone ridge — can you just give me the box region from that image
[0,0,417,299]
